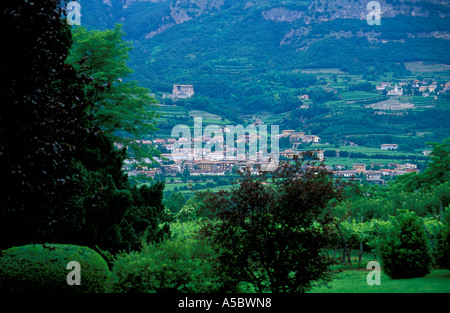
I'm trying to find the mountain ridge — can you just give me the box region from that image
[78,0,450,116]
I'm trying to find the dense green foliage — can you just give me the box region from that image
[391,139,450,191]
[0,244,109,293]
[1,0,97,250]
[107,138,450,292]
[67,24,160,160]
[0,0,169,253]
[199,157,344,293]
[78,0,450,118]
[376,210,432,279]
[434,208,450,270]
[106,238,226,293]
[2,0,450,294]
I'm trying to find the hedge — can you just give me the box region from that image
[0,243,109,292]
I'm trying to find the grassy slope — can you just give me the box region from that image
[311,269,450,293]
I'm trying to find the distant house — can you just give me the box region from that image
[364,171,382,179]
[289,132,305,142]
[387,84,403,96]
[315,150,324,162]
[280,149,299,159]
[444,82,450,91]
[302,135,320,143]
[172,84,194,98]
[380,169,394,176]
[381,144,398,150]
[333,170,357,177]
[403,163,417,170]
[154,139,165,145]
[352,163,366,172]
[300,95,310,100]
[282,130,296,137]
[135,140,152,145]
[423,150,432,156]
[380,82,392,87]
[419,85,437,93]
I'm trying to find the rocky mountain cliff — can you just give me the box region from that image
[85,0,450,38]
[78,0,450,111]
[81,0,450,51]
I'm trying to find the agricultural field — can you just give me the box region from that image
[155,105,189,119]
[299,144,424,157]
[188,109,233,126]
[404,61,450,73]
[366,98,414,110]
[322,157,421,168]
[259,111,290,125]
[411,96,435,108]
[339,91,385,102]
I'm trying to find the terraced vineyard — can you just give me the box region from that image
[155,105,189,119]
[339,92,384,102]
[412,96,435,107]
[212,57,259,74]
[331,92,387,107]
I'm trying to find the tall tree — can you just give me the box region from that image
[66,25,160,162]
[200,156,344,293]
[0,0,169,252]
[0,0,94,249]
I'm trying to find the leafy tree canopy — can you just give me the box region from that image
[66,24,160,162]
[390,137,450,192]
[199,157,344,293]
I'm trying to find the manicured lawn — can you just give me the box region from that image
[310,269,450,293]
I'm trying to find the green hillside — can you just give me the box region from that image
[76,0,450,149]
[78,0,450,114]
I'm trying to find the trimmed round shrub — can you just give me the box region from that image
[0,243,109,292]
[377,210,432,279]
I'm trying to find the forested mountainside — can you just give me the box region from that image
[79,0,450,113]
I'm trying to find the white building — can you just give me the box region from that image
[173,84,194,98]
[387,84,403,96]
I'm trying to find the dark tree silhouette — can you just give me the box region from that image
[0,0,169,252]
[200,155,344,292]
